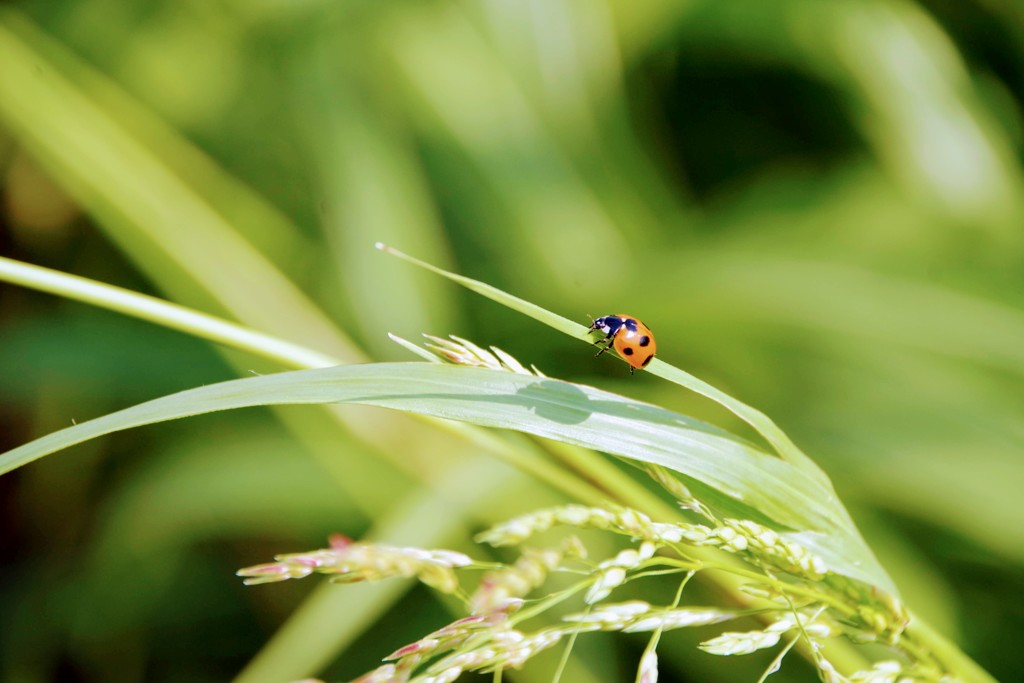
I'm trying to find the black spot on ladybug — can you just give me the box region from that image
[622,347,634,356]
[639,336,650,347]
[623,318,638,331]
[641,355,653,367]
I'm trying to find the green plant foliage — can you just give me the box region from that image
[2,0,1022,681]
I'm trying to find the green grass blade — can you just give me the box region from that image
[0,362,891,590]
[376,243,585,337]
[0,256,339,370]
[376,243,825,483]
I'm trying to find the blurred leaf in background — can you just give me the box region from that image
[1,0,1023,682]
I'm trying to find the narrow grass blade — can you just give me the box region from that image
[0,256,339,370]
[376,243,826,483]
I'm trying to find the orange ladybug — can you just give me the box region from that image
[588,314,656,374]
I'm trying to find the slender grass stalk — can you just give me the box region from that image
[635,571,693,683]
[0,256,340,370]
[551,624,582,683]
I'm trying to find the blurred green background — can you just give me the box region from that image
[1,0,1023,681]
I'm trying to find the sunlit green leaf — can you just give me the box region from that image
[0,362,891,590]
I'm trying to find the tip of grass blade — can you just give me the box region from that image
[378,243,586,340]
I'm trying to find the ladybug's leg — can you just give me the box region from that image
[594,334,615,357]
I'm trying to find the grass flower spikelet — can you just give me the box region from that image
[638,649,659,683]
[236,536,472,592]
[393,333,546,376]
[237,498,961,682]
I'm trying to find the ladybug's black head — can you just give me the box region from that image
[590,315,623,335]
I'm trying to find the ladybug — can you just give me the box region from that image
[588,314,656,374]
